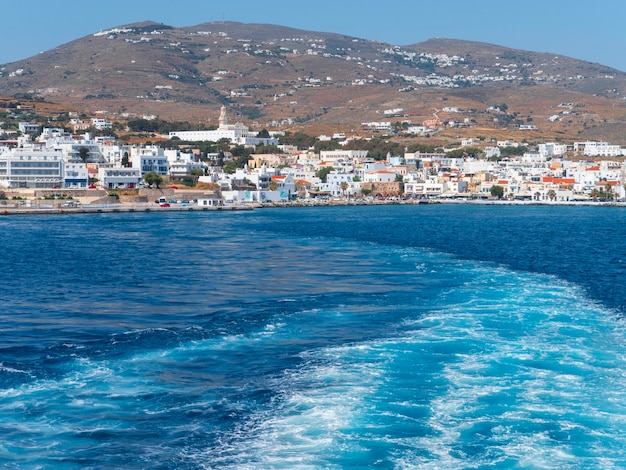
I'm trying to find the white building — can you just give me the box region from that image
[538,142,568,156]
[98,166,143,189]
[484,146,501,159]
[580,141,624,157]
[323,172,359,197]
[405,126,428,135]
[169,106,278,146]
[197,195,224,207]
[230,164,275,191]
[271,173,296,197]
[170,159,206,177]
[51,134,106,164]
[361,121,392,131]
[221,189,289,204]
[363,169,397,183]
[91,118,113,130]
[0,148,64,189]
[131,146,169,176]
[100,143,129,166]
[320,149,368,164]
[18,122,39,134]
[404,181,447,198]
[63,161,89,188]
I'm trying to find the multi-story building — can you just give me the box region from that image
[0,148,64,189]
[18,122,39,134]
[63,161,89,188]
[49,133,106,164]
[169,159,206,177]
[131,145,169,176]
[91,118,113,130]
[98,166,142,189]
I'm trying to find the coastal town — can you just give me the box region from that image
[1,105,626,212]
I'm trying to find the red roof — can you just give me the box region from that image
[544,176,576,185]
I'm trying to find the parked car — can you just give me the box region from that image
[160,202,171,207]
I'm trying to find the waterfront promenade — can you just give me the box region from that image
[0,202,252,216]
[1,197,623,216]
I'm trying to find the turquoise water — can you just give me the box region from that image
[1,205,626,468]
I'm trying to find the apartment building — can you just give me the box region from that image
[0,148,64,189]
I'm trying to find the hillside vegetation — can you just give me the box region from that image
[2,21,626,144]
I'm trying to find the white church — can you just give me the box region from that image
[168,106,278,146]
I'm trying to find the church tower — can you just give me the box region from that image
[218,106,228,129]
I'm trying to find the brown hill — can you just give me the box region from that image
[1,21,626,143]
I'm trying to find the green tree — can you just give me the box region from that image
[279,131,317,149]
[314,140,342,153]
[316,167,334,183]
[340,181,348,198]
[490,185,504,199]
[406,143,438,153]
[217,138,231,153]
[343,136,403,160]
[180,176,197,187]
[121,152,130,168]
[500,145,528,157]
[590,188,600,201]
[223,161,237,174]
[446,147,484,159]
[78,147,90,163]
[144,171,163,189]
[255,144,281,154]
[230,145,252,160]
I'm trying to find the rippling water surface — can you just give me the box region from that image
[2,205,626,468]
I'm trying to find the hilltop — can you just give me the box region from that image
[2,21,626,144]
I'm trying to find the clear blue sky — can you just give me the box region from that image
[2,0,625,71]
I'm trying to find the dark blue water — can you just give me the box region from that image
[2,205,626,468]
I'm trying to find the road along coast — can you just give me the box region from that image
[2,197,624,216]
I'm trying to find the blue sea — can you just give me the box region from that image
[2,204,626,469]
